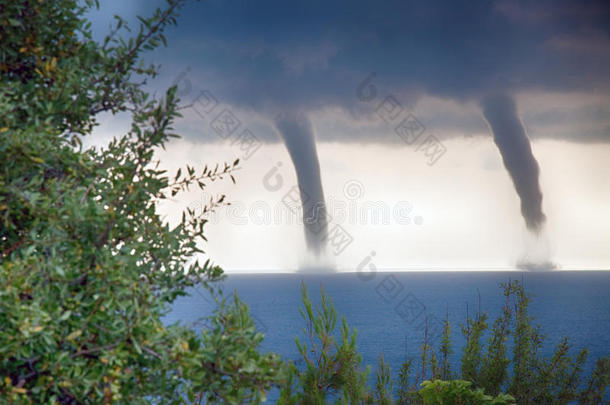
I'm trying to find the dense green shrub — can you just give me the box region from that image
[419,380,515,405]
[0,1,281,403]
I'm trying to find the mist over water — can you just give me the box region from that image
[517,230,558,271]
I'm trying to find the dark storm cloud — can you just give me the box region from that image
[157,0,610,112]
[90,0,610,142]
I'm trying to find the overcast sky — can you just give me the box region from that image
[88,0,610,271]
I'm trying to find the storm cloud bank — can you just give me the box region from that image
[482,93,546,232]
[274,113,328,254]
[162,1,610,115]
[106,0,610,144]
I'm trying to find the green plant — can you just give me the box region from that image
[0,1,281,402]
[460,306,488,386]
[439,309,453,382]
[504,281,596,404]
[419,380,516,405]
[184,293,283,403]
[278,283,370,404]
[374,353,393,405]
[579,357,610,404]
[507,280,539,403]
[396,358,416,405]
[479,287,511,396]
[287,281,609,405]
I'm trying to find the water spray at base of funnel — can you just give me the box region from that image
[481,94,559,270]
[516,229,559,271]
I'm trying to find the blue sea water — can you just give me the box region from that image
[166,271,610,401]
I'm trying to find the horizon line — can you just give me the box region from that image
[222,267,610,274]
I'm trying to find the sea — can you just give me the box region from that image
[165,271,610,402]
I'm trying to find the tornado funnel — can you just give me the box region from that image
[275,112,328,254]
[482,93,546,233]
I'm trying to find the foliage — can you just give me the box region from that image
[374,354,393,405]
[479,288,511,396]
[288,281,609,405]
[183,294,282,403]
[278,283,370,404]
[579,357,610,405]
[396,358,416,405]
[0,0,281,403]
[439,310,453,381]
[449,280,608,405]
[460,307,488,386]
[419,380,515,405]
